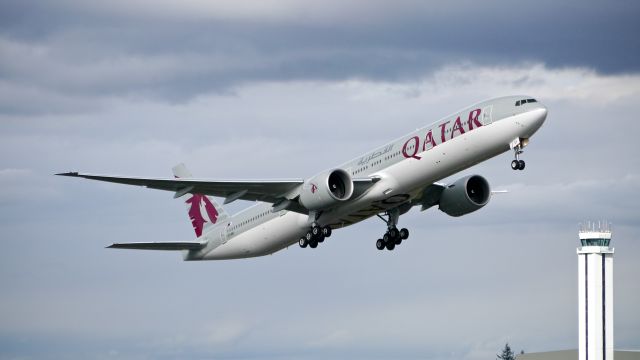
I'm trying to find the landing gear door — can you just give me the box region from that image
[482,105,493,125]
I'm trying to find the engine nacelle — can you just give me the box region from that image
[299,169,354,210]
[438,175,491,217]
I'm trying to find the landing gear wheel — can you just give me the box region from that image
[375,209,410,253]
[309,239,318,248]
[299,238,308,248]
[305,231,313,241]
[511,160,520,170]
[518,160,525,170]
[311,226,321,237]
[322,226,332,237]
[317,234,325,243]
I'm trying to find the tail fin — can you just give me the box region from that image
[172,163,229,237]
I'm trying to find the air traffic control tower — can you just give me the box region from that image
[578,221,614,360]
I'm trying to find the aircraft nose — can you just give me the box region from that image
[526,104,548,134]
[537,105,548,123]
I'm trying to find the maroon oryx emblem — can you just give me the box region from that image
[185,194,219,237]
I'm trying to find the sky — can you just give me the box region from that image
[1,1,640,359]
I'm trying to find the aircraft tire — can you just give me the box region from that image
[394,237,402,245]
[317,234,325,243]
[383,233,391,243]
[322,226,332,237]
[312,226,321,236]
[388,227,399,239]
[309,239,318,248]
[511,160,519,170]
[386,241,395,251]
[305,231,313,241]
[376,239,385,250]
[518,160,525,170]
[299,238,308,248]
[400,228,409,240]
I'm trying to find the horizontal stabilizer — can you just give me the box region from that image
[107,241,205,251]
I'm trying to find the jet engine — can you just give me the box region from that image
[299,169,354,210]
[438,175,491,217]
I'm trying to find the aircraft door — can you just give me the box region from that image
[482,105,493,125]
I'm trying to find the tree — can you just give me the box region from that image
[497,343,516,360]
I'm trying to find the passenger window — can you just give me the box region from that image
[527,99,536,103]
[515,100,521,106]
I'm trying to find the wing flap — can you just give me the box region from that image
[107,242,205,250]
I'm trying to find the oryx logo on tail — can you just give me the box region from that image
[172,163,229,237]
[186,194,219,237]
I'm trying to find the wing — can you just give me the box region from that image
[107,241,205,250]
[56,172,304,204]
[57,171,379,215]
[413,182,446,211]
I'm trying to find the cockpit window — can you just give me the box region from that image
[516,98,537,106]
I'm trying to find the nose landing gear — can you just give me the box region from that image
[511,159,525,171]
[510,138,526,171]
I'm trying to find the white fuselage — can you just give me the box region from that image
[185,96,548,260]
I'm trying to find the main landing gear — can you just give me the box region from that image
[298,223,332,249]
[510,140,526,171]
[375,209,409,251]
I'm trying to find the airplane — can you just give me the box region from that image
[57,95,547,260]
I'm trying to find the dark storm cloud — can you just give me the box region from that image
[1,0,639,114]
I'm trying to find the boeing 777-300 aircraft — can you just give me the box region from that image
[58,95,547,260]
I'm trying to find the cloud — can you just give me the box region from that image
[0,168,63,204]
[338,63,640,105]
[2,0,640,115]
[491,174,640,225]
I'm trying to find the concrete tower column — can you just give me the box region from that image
[578,221,614,360]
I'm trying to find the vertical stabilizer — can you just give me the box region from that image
[172,163,229,237]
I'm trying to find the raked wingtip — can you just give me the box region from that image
[55,171,79,177]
